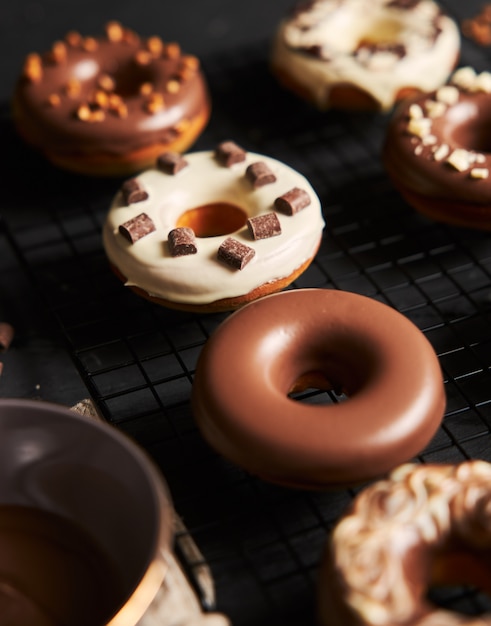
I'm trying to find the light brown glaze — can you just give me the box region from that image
[383,69,491,230]
[191,288,445,488]
[319,461,491,626]
[12,22,210,176]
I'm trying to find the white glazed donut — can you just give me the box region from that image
[271,0,460,111]
[102,142,325,312]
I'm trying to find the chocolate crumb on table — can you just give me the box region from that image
[274,187,311,215]
[215,141,247,167]
[0,323,14,352]
[247,213,282,240]
[157,151,189,174]
[217,238,255,269]
[121,178,149,204]
[245,162,277,188]
[168,227,198,256]
[119,213,156,243]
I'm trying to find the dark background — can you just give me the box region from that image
[2,1,491,625]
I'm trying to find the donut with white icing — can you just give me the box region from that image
[271,0,460,111]
[383,67,491,230]
[319,460,491,626]
[192,288,445,489]
[102,142,325,312]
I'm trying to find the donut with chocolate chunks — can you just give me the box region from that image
[102,144,325,312]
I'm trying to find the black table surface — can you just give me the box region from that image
[2,1,491,624]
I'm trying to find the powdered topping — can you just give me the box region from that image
[404,68,491,180]
[215,141,247,167]
[331,461,491,626]
[247,213,282,240]
[121,178,149,204]
[119,213,156,243]
[217,238,255,270]
[168,227,197,256]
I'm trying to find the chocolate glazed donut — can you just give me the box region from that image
[191,289,446,490]
[12,22,210,176]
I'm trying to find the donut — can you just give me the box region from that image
[102,142,325,312]
[319,460,491,626]
[12,22,210,176]
[191,288,445,489]
[383,67,491,230]
[270,0,460,111]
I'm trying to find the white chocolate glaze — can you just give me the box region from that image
[271,0,460,111]
[319,461,491,626]
[102,150,325,306]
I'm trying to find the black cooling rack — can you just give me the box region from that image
[3,2,491,623]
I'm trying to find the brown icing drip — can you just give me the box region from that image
[320,461,491,626]
[14,22,209,157]
[383,68,491,207]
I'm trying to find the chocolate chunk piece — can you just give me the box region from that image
[245,162,277,188]
[121,178,149,204]
[217,238,255,270]
[247,213,282,240]
[215,141,247,167]
[119,213,156,243]
[0,323,14,352]
[274,187,311,215]
[157,151,189,174]
[168,227,197,256]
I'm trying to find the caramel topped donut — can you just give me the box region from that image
[271,0,460,111]
[192,289,445,489]
[103,143,325,312]
[319,460,491,626]
[12,22,210,176]
[383,67,491,230]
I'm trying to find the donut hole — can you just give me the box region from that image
[355,18,405,47]
[283,340,378,404]
[176,203,248,238]
[428,548,491,616]
[327,10,405,53]
[288,370,348,404]
[110,62,156,98]
[444,101,491,153]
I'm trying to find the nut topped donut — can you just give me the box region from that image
[319,460,491,626]
[192,288,445,489]
[271,0,460,111]
[12,22,210,176]
[102,142,325,312]
[383,67,491,230]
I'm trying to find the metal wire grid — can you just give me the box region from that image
[4,9,491,623]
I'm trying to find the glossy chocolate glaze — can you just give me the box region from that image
[13,24,210,157]
[192,289,445,489]
[383,69,491,209]
[319,461,491,626]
